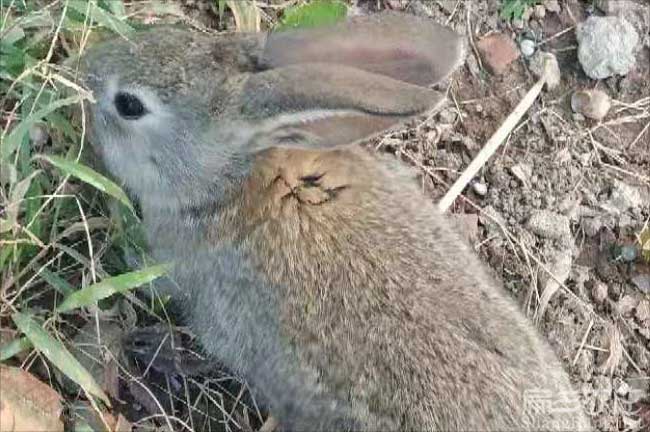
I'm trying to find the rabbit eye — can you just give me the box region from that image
[114,92,147,120]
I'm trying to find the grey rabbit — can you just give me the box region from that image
[80,11,592,431]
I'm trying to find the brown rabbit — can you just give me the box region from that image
[80,11,592,431]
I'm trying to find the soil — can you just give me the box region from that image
[64,1,650,430]
[386,1,650,431]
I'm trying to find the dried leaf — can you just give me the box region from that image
[0,365,64,431]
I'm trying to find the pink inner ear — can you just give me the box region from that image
[263,37,446,87]
[296,113,402,148]
[316,44,420,64]
[262,12,466,87]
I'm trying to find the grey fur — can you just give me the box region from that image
[81,12,592,431]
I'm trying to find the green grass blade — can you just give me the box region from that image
[40,268,75,296]
[0,95,81,161]
[0,336,32,362]
[57,263,171,313]
[277,0,347,31]
[68,0,134,36]
[11,312,110,404]
[37,154,135,213]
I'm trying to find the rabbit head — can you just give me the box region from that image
[80,12,465,209]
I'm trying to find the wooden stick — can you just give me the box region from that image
[437,62,551,213]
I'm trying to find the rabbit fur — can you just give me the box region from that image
[80,11,592,432]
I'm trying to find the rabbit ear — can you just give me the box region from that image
[259,12,466,87]
[239,63,446,150]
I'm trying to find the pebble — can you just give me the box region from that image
[619,245,638,262]
[438,108,457,124]
[592,281,609,303]
[631,274,650,294]
[628,375,648,403]
[520,38,536,57]
[527,209,572,241]
[472,180,488,197]
[571,89,611,120]
[577,16,639,79]
[607,179,643,212]
[29,124,49,147]
[616,381,630,397]
[616,295,638,316]
[636,300,650,323]
[530,51,561,90]
[510,163,533,188]
[477,33,521,75]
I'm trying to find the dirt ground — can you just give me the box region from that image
[18,0,646,430]
[386,1,650,431]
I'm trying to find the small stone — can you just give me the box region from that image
[616,381,630,397]
[477,33,521,75]
[607,180,643,212]
[631,274,650,294]
[472,181,488,197]
[534,4,546,19]
[577,16,639,79]
[571,89,611,121]
[510,163,533,188]
[636,300,650,323]
[616,295,638,316]
[512,19,525,30]
[619,245,638,262]
[627,376,648,403]
[529,51,561,90]
[520,38,536,57]
[544,0,561,14]
[29,124,49,147]
[592,282,609,303]
[438,108,457,124]
[527,210,572,241]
